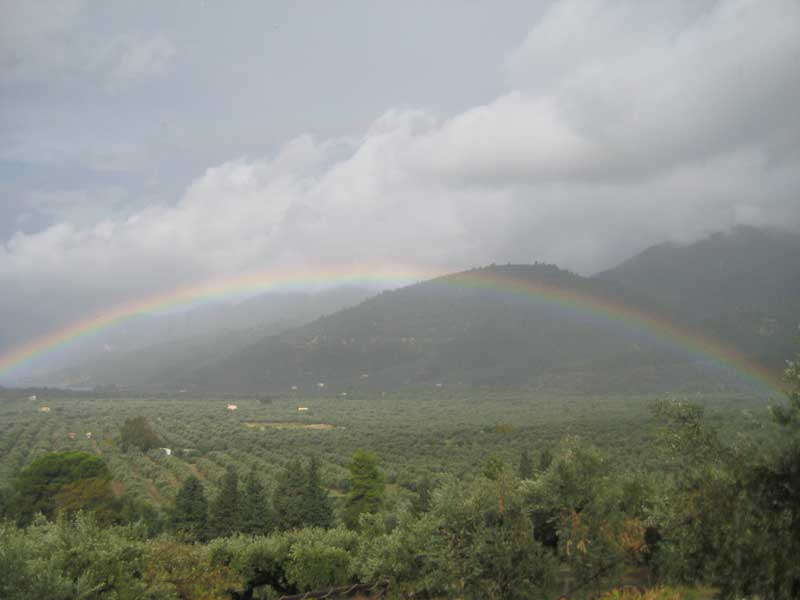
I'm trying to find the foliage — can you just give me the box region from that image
[518,448,534,480]
[240,470,272,536]
[412,474,433,515]
[302,456,334,529]
[120,416,163,452]
[0,379,790,598]
[0,513,152,600]
[172,476,208,541]
[209,466,241,538]
[54,476,116,524]
[284,528,359,591]
[12,451,110,523]
[652,356,800,599]
[210,533,294,597]
[143,537,239,599]
[272,459,310,531]
[343,450,384,529]
[483,454,506,480]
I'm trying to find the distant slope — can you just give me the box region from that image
[45,227,798,394]
[185,263,754,394]
[597,226,800,368]
[39,285,372,389]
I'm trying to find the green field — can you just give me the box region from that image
[0,390,770,509]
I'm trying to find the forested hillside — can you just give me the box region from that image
[598,226,800,367]
[37,227,799,395]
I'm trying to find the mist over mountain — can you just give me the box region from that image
[29,285,372,388]
[40,227,798,395]
[597,226,800,367]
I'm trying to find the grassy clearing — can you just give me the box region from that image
[243,421,336,430]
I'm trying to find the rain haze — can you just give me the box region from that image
[1,0,800,379]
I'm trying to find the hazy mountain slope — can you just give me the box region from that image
[597,226,800,367]
[39,285,372,389]
[185,264,737,394]
[45,227,797,394]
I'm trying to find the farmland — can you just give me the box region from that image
[0,390,770,509]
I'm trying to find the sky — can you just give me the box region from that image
[1,0,800,366]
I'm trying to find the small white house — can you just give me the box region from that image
[340,392,348,397]
[290,385,298,391]
[298,406,309,412]
[85,432,92,439]
[316,382,325,389]
[28,394,37,401]
[226,404,238,411]
[38,406,50,413]
[161,448,172,456]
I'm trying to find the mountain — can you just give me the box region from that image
[597,226,800,368]
[38,227,799,394]
[37,285,372,389]
[174,266,738,394]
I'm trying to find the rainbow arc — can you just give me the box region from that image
[0,264,783,392]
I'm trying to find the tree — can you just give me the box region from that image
[518,449,534,480]
[209,466,241,538]
[653,355,800,599]
[240,470,273,536]
[172,476,208,541]
[538,447,554,472]
[11,451,110,523]
[343,450,384,529]
[119,416,162,452]
[412,474,433,515]
[303,456,335,529]
[273,459,310,530]
[483,455,506,480]
[53,476,116,525]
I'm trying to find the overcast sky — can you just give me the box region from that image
[2,0,800,359]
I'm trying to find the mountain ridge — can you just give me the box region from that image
[36,226,799,394]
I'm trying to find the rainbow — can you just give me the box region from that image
[0,264,784,392]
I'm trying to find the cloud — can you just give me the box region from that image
[0,0,175,90]
[25,186,130,223]
[100,33,176,90]
[1,0,799,356]
[0,0,85,85]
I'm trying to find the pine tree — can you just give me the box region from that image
[273,459,308,530]
[518,449,534,480]
[412,474,433,515]
[240,469,272,535]
[303,456,334,529]
[172,475,208,540]
[538,447,554,472]
[343,450,384,529]
[209,466,241,538]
